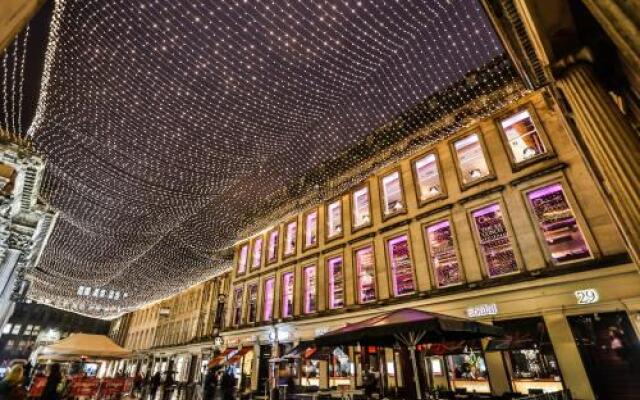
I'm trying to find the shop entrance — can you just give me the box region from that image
[567,311,640,400]
[257,344,271,395]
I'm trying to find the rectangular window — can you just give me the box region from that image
[381,170,405,216]
[327,256,344,309]
[246,284,258,323]
[500,109,547,164]
[11,324,21,335]
[471,203,518,277]
[251,237,263,270]
[425,220,463,288]
[387,234,416,296]
[304,210,318,249]
[267,229,279,264]
[263,278,275,321]
[77,286,85,296]
[453,133,491,186]
[526,183,591,264]
[413,153,444,204]
[282,272,295,318]
[284,221,297,257]
[352,186,371,229]
[23,325,33,335]
[303,265,317,314]
[232,287,243,326]
[84,286,91,296]
[32,326,41,336]
[326,200,343,239]
[237,244,249,275]
[2,324,11,335]
[355,246,376,304]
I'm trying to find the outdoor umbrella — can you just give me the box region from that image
[314,308,503,400]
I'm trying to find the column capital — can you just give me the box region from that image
[552,47,595,78]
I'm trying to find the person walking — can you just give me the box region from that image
[220,369,236,400]
[40,363,62,400]
[149,371,161,400]
[202,368,217,400]
[0,363,26,399]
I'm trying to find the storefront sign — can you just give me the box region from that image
[575,288,599,304]
[213,336,224,346]
[466,303,498,318]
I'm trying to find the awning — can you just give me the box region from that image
[39,334,131,361]
[227,346,253,364]
[208,348,236,367]
[283,341,314,359]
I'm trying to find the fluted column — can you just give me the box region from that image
[555,48,640,268]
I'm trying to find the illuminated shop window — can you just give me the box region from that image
[453,133,491,186]
[246,284,258,323]
[381,170,404,216]
[326,200,343,239]
[263,278,275,321]
[355,246,376,304]
[237,244,249,275]
[425,220,464,288]
[282,272,295,318]
[267,229,279,263]
[387,234,416,296]
[327,256,344,309]
[500,109,547,164]
[2,324,11,334]
[304,210,318,248]
[413,153,443,203]
[251,237,263,270]
[352,186,371,229]
[232,287,243,326]
[11,324,21,335]
[303,264,317,314]
[446,344,491,393]
[471,203,518,277]
[284,220,297,256]
[526,183,591,264]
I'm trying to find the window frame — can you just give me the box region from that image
[303,208,320,251]
[266,227,280,265]
[249,235,264,272]
[411,150,447,208]
[378,167,408,221]
[325,197,344,243]
[245,281,260,324]
[383,231,418,297]
[231,285,245,327]
[421,215,466,289]
[235,242,249,277]
[450,130,495,191]
[350,181,373,233]
[283,218,299,259]
[281,269,296,319]
[261,275,277,322]
[302,263,318,314]
[352,242,378,305]
[326,253,346,310]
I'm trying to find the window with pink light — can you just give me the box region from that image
[327,256,344,309]
[246,284,258,323]
[251,237,263,270]
[303,265,316,314]
[284,221,297,256]
[355,246,376,304]
[263,278,275,321]
[282,272,294,318]
[232,287,243,326]
[526,183,591,264]
[471,203,518,277]
[387,234,415,296]
[326,200,343,239]
[425,220,463,288]
[304,210,318,248]
[267,229,279,263]
[236,244,248,275]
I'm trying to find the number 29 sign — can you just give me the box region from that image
[575,288,599,305]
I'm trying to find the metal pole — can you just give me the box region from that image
[408,345,422,400]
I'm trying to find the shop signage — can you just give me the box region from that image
[213,336,224,346]
[466,303,498,318]
[575,288,599,304]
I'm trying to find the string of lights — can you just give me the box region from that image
[13,0,523,318]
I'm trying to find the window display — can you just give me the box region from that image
[446,346,491,394]
[327,256,344,309]
[267,229,279,264]
[246,284,258,323]
[352,186,371,229]
[453,133,491,186]
[304,210,318,248]
[232,287,243,326]
[425,220,463,288]
[387,234,416,296]
[251,237,263,270]
[413,153,443,203]
[326,200,343,239]
[237,244,248,275]
[282,272,294,318]
[303,265,316,314]
[284,220,297,257]
[355,246,376,303]
[263,277,275,321]
[527,183,591,264]
[471,203,518,277]
[500,109,547,164]
[381,170,404,216]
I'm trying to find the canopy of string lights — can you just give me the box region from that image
[3,0,524,318]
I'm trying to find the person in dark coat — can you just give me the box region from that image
[220,369,236,400]
[40,363,62,400]
[21,361,32,388]
[202,368,217,400]
[149,371,162,400]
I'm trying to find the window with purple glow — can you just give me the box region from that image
[381,171,404,215]
[327,200,342,239]
[355,246,376,303]
[246,284,258,323]
[352,186,371,228]
[327,256,344,309]
[267,229,279,263]
[263,278,275,321]
[425,220,463,288]
[454,133,491,185]
[527,183,591,263]
[282,272,294,318]
[303,265,316,314]
[232,287,243,326]
[236,244,248,275]
[471,203,518,277]
[251,237,263,270]
[284,221,297,256]
[414,153,443,202]
[500,109,547,164]
[387,235,416,296]
[305,210,318,248]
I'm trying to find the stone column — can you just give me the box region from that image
[554,48,640,268]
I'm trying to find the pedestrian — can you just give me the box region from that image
[220,369,236,400]
[0,363,26,399]
[133,371,144,396]
[40,363,62,400]
[149,371,161,400]
[202,368,217,400]
[22,361,32,388]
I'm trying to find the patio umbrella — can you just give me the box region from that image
[314,309,502,400]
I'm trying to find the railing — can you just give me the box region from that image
[521,390,572,400]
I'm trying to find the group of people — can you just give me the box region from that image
[0,361,64,399]
[202,367,237,400]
